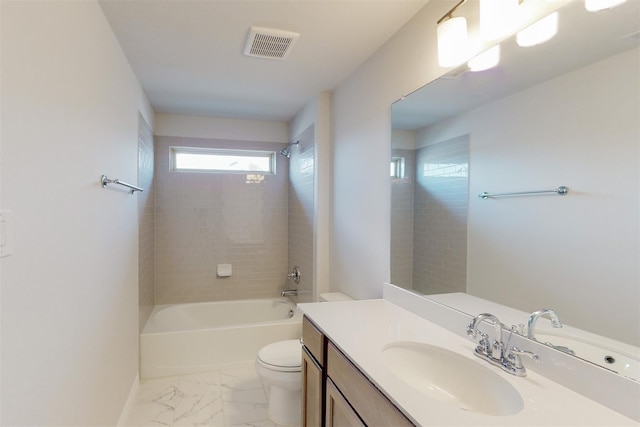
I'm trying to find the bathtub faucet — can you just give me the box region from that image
[281,289,298,297]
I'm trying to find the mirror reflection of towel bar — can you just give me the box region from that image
[101,174,143,194]
[478,186,568,199]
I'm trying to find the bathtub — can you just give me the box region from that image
[140,297,302,379]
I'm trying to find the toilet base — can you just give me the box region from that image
[267,385,301,425]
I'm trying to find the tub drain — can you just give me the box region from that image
[604,355,616,364]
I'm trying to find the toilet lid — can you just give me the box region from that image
[257,339,301,371]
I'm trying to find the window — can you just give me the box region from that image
[390,157,405,179]
[423,162,468,178]
[171,147,275,174]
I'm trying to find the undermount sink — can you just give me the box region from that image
[382,341,524,416]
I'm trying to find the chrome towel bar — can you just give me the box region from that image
[101,174,143,194]
[478,186,568,199]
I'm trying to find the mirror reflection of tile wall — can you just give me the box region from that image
[390,148,415,288]
[391,135,469,295]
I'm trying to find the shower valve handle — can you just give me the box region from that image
[288,266,301,284]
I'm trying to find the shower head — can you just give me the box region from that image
[279,146,291,158]
[279,141,299,158]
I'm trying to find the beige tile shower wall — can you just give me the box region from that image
[154,136,289,304]
[413,136,469,295]
[390,148,415,289]
[138,114,155,329]
[288,126,315,303]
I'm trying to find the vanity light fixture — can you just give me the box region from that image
[479,0,520,41]
[468,44,501,72]
[516,12,559,47]
[585,0,627,12]
[437,0,469,67]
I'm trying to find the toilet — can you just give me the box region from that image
[256,292,352,425]
[256,339,302,425]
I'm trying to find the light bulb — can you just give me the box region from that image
[468,45,501,72]
[437,16,469,68]
[479,0,519,41]
[516,12,558,47]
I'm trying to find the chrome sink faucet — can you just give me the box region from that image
[527,308,562,340]
[526,308,575,355]
[467,312,539,377]
[466,313,504,360]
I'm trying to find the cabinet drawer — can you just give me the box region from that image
[327,342,414,427]
[302,315,325,366]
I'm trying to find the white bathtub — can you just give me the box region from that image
[140,298,302,379]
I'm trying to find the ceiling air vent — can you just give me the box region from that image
[244,26,299,60]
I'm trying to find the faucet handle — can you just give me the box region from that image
[287,266,301,284]
[503,347,539,377]
[476,331,491,355]
[466,322,477,337]
[508,347,539,368]
[511,324,525,335]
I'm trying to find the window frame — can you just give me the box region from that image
[390,156,405,180]
[170,146,276,174]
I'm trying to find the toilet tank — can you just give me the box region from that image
[319,292,353,302]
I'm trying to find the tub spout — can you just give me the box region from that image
[281,289,298,297]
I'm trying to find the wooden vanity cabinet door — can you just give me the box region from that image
[302,315,325,365]
[302,346,323,427]
[326,378,366,427]
[327,342,415,427]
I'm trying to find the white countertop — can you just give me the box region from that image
[298,299,638,426]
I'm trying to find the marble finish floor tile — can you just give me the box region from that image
[122,362,298,427]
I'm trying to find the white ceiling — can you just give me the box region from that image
[99,0,429,122]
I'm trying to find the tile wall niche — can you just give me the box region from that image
[390,148,416,288]
[413,135,469,295]
[154,136,289,304]
[288,126,315,303]
[138,114,155,329]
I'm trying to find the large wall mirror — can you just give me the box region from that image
[390,0,639,380]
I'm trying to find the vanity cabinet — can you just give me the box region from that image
[302,315,415,427]
[302,346,323,426]
[327,342,414,427]
[302,315,326,427]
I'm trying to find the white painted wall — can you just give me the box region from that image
[155,113,289,142]
[391,129,417,150]
[330,2,440,299]
[418,48,640,345]
[1,1,153,425]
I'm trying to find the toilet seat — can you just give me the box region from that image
[257,339,301,372]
